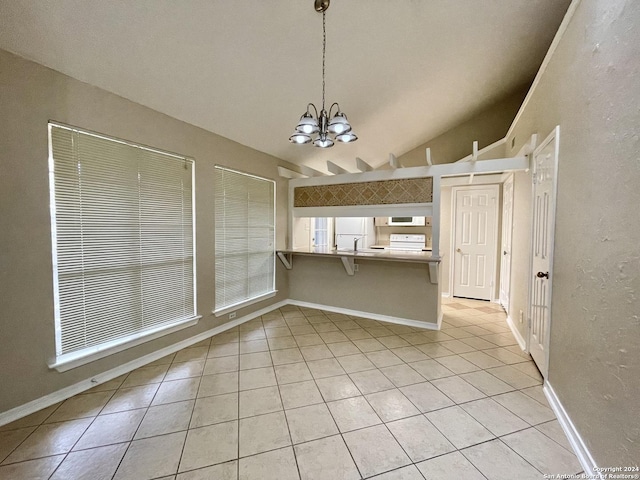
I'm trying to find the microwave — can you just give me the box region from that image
[388,216,426,227]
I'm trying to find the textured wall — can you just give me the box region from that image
[288,255,440,324]
[397,86,528,167]
[507,170,533,343]
[0,49,291,414]
[506,0,640,465]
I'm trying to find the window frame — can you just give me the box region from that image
[47,122,200,372]
[213,165,277,316]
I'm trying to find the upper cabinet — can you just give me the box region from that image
[374,217,432,227]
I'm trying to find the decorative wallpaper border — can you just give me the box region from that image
[294,177,433,207]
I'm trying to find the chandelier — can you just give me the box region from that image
[289,0,357,148]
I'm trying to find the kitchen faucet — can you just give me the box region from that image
[353,236,364,252]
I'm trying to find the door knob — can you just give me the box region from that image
[503,250,507,255]
[536,271,549,279]
[456,248,462,253]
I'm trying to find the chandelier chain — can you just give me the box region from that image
[322,10,326,111]
[289,0,356,147]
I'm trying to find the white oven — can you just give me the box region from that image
[389,234,426,251]
[387,216,425,227]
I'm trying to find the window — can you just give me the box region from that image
[49,123,196,368]
[214,166,275,313]
[311,218,333,249]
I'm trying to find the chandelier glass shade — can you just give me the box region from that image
[289,0,357,148]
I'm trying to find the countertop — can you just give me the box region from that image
[370,245,433,252]
[277,247,441,264]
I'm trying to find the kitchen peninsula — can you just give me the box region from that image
[284,171,442,328]
[281,146,530,333]
[278,246,442,328]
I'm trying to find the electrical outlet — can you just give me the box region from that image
[229,311,237,320]
[519,310,524,323]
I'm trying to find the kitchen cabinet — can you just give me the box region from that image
[375,216,432,227]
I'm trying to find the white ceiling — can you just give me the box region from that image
[0,0,570,173]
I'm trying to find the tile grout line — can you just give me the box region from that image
[0,392,79,469]
[266,331,303,480]
[286,310,366,479]
[108,345,189,479]
[47,387,121,480]
[170,337,209,478]
[23,383,128,478]
[1,301,566,479]
[236,332,240,480]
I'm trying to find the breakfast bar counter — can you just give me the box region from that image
[278,247,442,328]
[277,246,440,265]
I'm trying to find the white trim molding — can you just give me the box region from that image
[0,300,288,428]
[49,316,201,372]
[505,315,527,352]
[213,291,277,317]
[506,0,582,141]
[2,297,444,428]
[287,300,439,331]
[543,382,603,479]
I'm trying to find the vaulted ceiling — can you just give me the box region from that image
[0,0,571,173]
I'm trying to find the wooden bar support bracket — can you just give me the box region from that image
[428,263,439,284]
[341,256,356,276]
[277,251,293,270]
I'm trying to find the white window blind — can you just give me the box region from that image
[49,123,196,362]
[214,166,275,312]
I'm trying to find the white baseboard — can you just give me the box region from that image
[543,382,602,478]
[505,315,527,351]
[0,300,288,428]
[441,292,451,298]
[1,297,440,427]
[287,300,439,331]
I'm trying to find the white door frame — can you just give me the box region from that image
[499,173,515,312]
[450,184,500,301]
[527,126,560,378]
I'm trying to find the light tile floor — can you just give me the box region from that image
[0,298,583,479]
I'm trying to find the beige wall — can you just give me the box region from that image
[397,86,528,167]
[505,0,640,465]
[0,49,292,414]
[507,170,532,341]
[288,256,440,324]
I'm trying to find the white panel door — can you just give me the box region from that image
[453,185,499,300]
[499,175,514,311]
[529,127,559,377]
